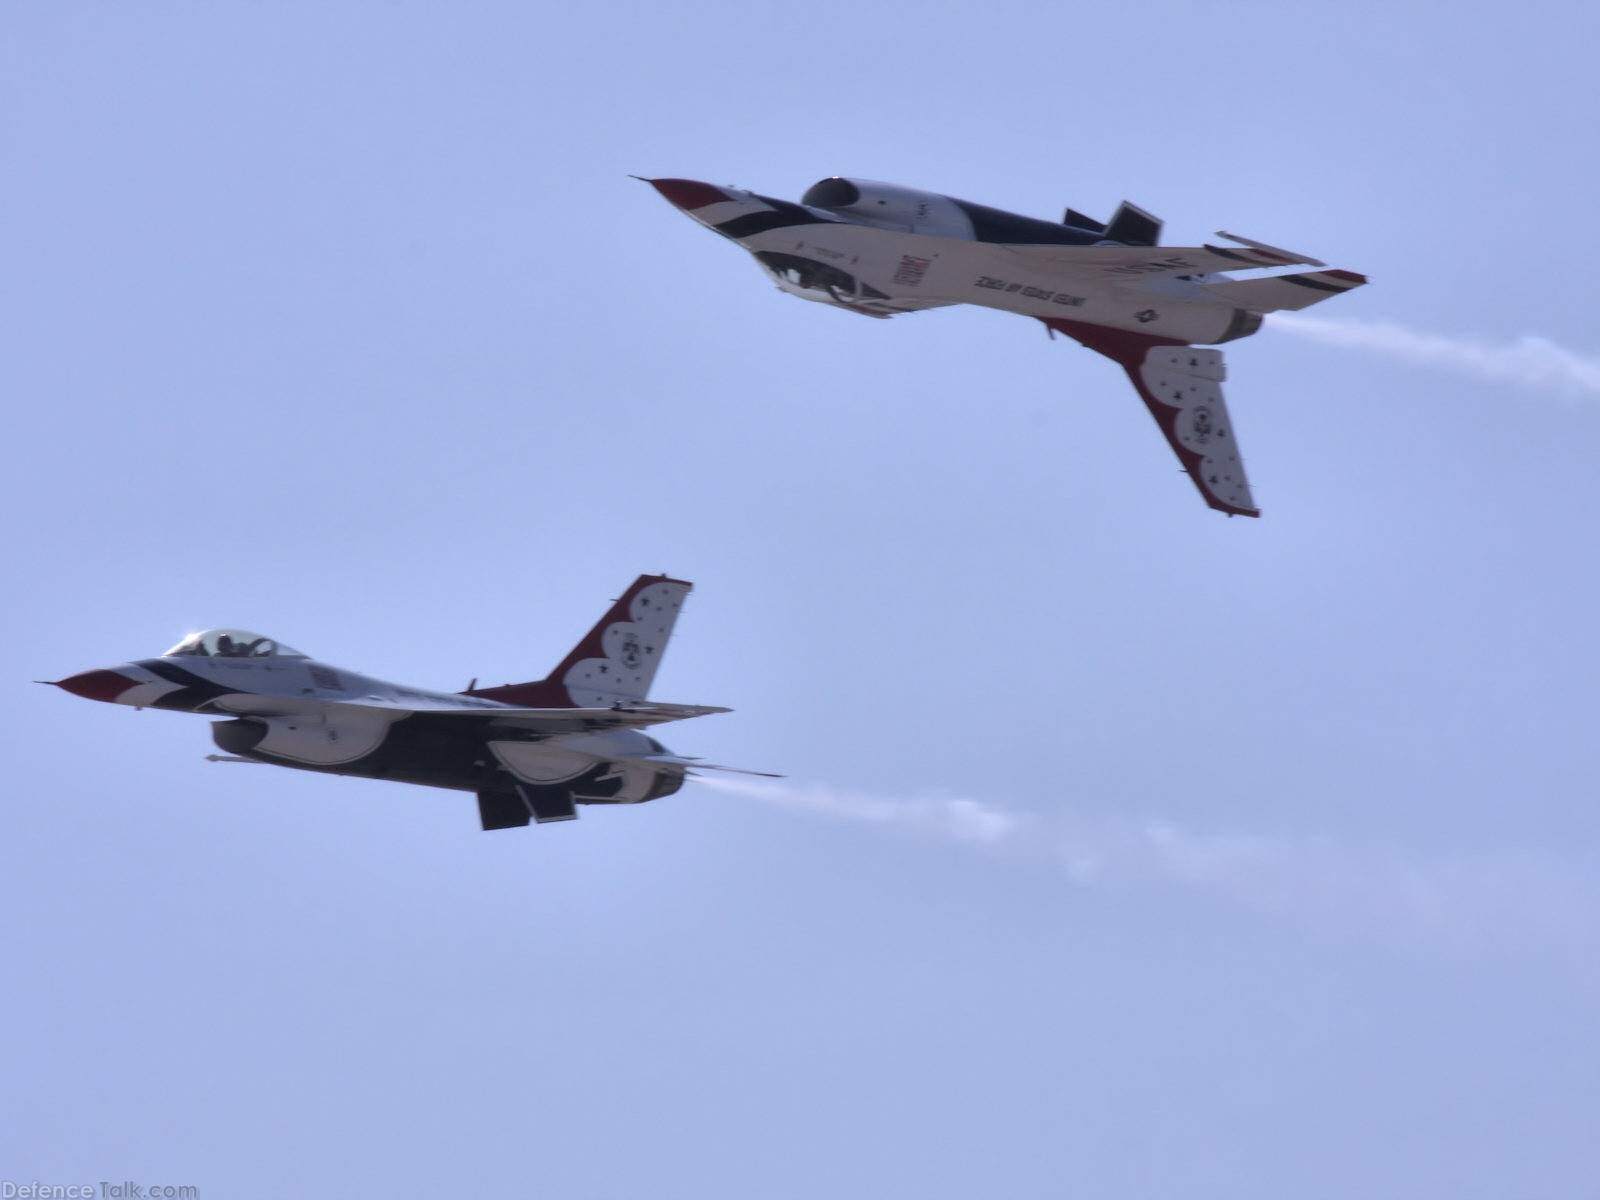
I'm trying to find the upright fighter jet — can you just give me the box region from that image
[46,575,773,830]
[646,176,1367,517]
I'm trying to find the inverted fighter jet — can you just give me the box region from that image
[646,176,1368,517]
[47,575,773,830]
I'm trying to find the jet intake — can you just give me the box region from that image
[211,717,267,758]
[802,177,860,208]
[752,251,890,305]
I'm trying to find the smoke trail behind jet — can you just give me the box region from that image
[1270,314,1600,401]
[698,775,1599,960]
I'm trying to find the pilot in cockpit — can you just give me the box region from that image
[216,634,271,658]
[166,630,299,660]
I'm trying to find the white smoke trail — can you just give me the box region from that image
[1270,313,1600,402]
[697,775,1600,956]
[704,776,1026,847]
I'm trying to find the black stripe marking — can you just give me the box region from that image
[714,211,818,239]
[714,195,833,240]
[137,658,239,711]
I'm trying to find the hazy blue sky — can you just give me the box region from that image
[5,4,1598,1198]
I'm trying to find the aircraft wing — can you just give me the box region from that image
[1044,319,1259,517]
[216,692,728,733]
[992,236,1322,281]
[392,699,730,734]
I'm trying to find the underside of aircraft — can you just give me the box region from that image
[647,175,1367,517]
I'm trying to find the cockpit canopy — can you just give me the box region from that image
[800,177,977,239]
[163,629,306,660]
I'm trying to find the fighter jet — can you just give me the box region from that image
[46,575,774,830]
[645,176,1368,517]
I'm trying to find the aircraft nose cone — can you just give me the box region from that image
[52,668,140,704]
[644,177,732,212]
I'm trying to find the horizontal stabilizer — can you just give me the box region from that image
[1201,268,1368,313]
[632,753,783,778]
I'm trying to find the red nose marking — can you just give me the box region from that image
[53,668,139,703]
[646,178,731,211]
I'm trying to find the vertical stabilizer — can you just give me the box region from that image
[465,575,694,708]
[549,575,692,706]
[1043,319,1259,517]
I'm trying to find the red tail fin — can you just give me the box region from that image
[466,575,694,708]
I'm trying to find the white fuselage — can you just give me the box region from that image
[66,648,673,797]
[675,185,1255,345]
[53,573,747,828]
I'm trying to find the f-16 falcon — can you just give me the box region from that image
[46,575,774,830]
[645,175,1367,517]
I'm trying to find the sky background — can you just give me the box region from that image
[5,3,1599,1197]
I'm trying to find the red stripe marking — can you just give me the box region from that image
[648,178,733,211]
[54,668,141,703]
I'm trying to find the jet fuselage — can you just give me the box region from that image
[47,576,761,829]
[647,175,1367,517]
[649,177,1261,345]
